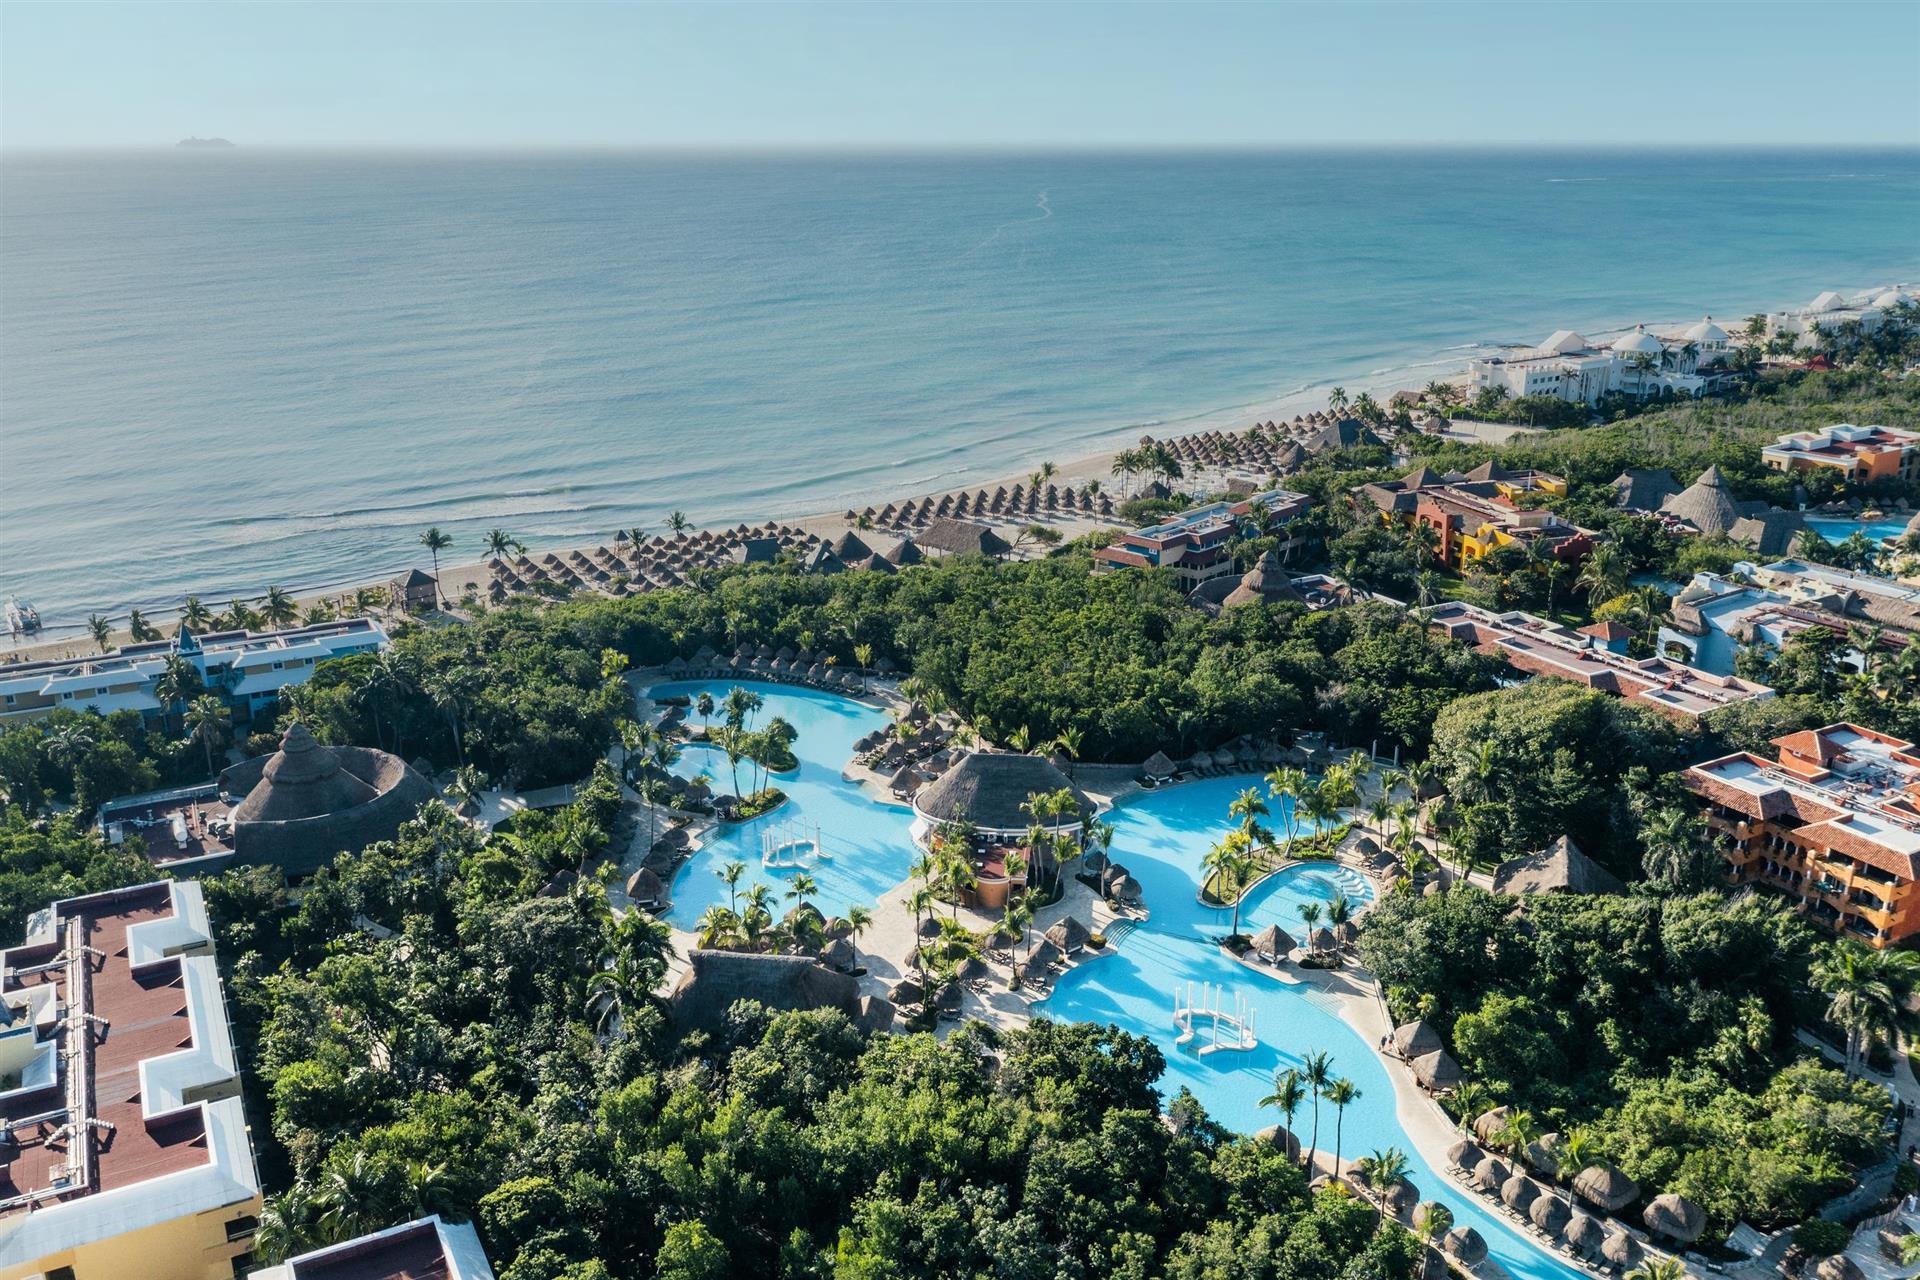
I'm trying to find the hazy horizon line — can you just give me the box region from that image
[7,139,1919,156]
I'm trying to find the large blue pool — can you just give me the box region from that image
[1042,775,1582,1280]
[1806,513,1910,546]
[647,680,917,926]
[645,688,1578,1278]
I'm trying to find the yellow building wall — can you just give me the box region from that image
[1,1192,261,1280]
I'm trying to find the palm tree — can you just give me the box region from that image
[786,871,818,908]
[1812,942,1920,1075]
[185,695,230,778]
[43,722,95,774]
[1412,1198,1452,1245]
[1556,1129,1596,1209]
[1300,1051,1334,1170]
[844,904,873,972]
[695,905,740,949]
[666,510,691,535]
[716,859,746,915]
[1051,726,1083,779]
[695,691,714,734]
[1353,1146,1409,1203]
[1625,1259,1689,1280]
[315,1151,393,1243]
[485,528,524,560]
[1299,900,1323,950]
[1326,1077,1360,1177]
[154,655,203,733]
[1577,542,1627,608]
[261,586,299,628]
[1328,386,1349,416]
[87,614,113,653]
[417,526,454,607]
[125,609,160,643]
[1258,1068,1307,1160]
[178,596,213,633]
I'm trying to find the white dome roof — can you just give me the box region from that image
[1613,326,1662,356]
[1873,290,1911,310]
[1682,316,1727,343]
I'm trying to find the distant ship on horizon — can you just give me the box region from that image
[176,136,235,148]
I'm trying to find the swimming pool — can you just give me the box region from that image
[1806,514,1910,546]
[647,680,918,926]
[1041,777,1582,1280]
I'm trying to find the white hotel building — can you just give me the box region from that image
[1467,318,1729,407]
[1766,287,1915,351]
[0,617,387,728]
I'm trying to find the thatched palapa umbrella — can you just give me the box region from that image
[1599,1228,1641,1268]
[1500,1174,1540,1212]
[1411,1049,1461,1091]
[1391,1019,1441,1059]
[1641,1193,1705,1246]
[1572,1164,1639,1213]
[1473,1156,1510,1193]
[1446,1138,1484,1172]
[1442,1228,1486,1265]
[1471,1106,1512,1143]
[1564,1210,1605,1255]
[1530,1191,1570,1234]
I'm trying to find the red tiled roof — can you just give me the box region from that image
[295,1222,453,1280]
[1579,621,1634,640]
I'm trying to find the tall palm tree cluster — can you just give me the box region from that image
[1202,751,1377,939]
[693,861,872,965]
[708,685,796,804]
[1108,442,1186,500]
[1259,1052,1365,1180]
[1811,940,1920,1075]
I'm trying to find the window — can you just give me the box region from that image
[225,1214,258,1242]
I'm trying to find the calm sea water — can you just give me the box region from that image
[4,148,1917,640]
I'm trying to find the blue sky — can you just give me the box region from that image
[4,1,1917,148]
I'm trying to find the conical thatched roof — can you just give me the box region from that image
[1642,1193,1705,1244]
[1472,1106,1512,1142]
[1250,923,1296,959]
[1599,1229,1641,1267]
[913,751,1091,830]
[624,867,666,906]
[1142,750,1176,779]
[856,994,895,1033]
[1045,915,1092,952]
[1474,1157,1510,1192]
[1564,1211,1605,1253]
[1024,938,1062,971]
[1660,463,1742,536]
[1222,550,1301,609]
[1501,1174,1541,1211]
[1253,1124,1302,1161]
[1446,1138,1484,1171]
[917,915,944,938]
[1411,1049,1461,1090]
[1442,1227,1486,1265]
[889,978,923,1004]
[820,938,856,972]
[1573,1163,1640,1212]
[669,949,860,1031]
[1492,834,1625,896]
[1392,1019,1442,1058]
[1530,1193,1571,1234]
[233,722,377,821]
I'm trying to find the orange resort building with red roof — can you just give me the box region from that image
[1353,464,1591,572]
[1684,724,1920,947]
[1762,423,1920,484]
[1092,489,1311,591]
[0,881,261,1280]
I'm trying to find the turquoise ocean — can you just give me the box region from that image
[3,148,1917,643]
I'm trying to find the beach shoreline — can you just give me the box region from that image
[4,274,1902,665]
